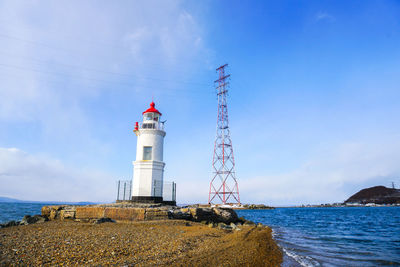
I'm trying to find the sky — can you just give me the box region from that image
[0,0,400,205]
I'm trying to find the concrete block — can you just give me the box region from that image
[75,207,105,219]
[104,207,145,221]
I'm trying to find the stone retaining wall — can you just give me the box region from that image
[41,205,240,224]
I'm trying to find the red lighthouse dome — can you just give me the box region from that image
[142,101,162,115]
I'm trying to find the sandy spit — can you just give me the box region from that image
[0,220,282,266]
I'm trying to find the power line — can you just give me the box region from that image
[0,31,215,75]
[0,63,215,96]
[0,20,214,66]
[0,50,212,87]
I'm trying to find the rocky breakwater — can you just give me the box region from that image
[241,204,275,209]
[0,215,48,228]
[40,203,245,226]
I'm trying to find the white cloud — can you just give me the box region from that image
[122,6,205,65]
[239,138,400,206]
[0,0,207,125]
[0,1,209,178]
[315,12,335,22]
[0,1,213,203]
[0,147,114,202]
[123,27,152,60]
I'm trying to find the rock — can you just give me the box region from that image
[217,222,233,230]
[50,209,58,220]
[180,208,190,213]
[208,223,215,228]
[189,208,215,222]
[41,206,51,218]
[44,205,70,220]
[34,215,47,223]
[170,207,240,224]
[238,217,246,224]
[169,209,191,220]
[244,204,274,210]
[257,223,264,228]
[3,220,19,228]
[93,217,115,224]
[60,206,77,221]
[19,217,28,225]
[243,220,256,226]
[217,222,227,229]
[230,222,238,230]
[212,208,239,224]
[218,224,233,231]
[20,215,47,225]
[1,215,48,228]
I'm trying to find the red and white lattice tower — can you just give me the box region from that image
[208,64,240,205]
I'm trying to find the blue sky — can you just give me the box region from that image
[0,0,399,205]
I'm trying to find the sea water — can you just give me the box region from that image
[0,202,91,223]
[237,207,400,267]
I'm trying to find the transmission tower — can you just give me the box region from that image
[208,64,240,205]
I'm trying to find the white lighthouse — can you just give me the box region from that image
[131,101,166,203]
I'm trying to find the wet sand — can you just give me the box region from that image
[0,220,282,266]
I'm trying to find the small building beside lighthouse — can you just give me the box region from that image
[132,101,167,203]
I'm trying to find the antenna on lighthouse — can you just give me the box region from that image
[208,64,240,205]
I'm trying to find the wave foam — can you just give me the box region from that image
[281,247,321,267]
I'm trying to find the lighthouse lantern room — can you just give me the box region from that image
[132,101,166,203]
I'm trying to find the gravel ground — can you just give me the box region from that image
[0,220,282,266]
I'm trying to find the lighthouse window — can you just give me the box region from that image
[142,123,155,129]
[143,146,152,160]
[144,113,153,121]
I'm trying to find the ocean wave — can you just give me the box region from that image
[281,246,321,267]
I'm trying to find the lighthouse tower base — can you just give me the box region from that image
[131,196,163,203]
[131,160,166,204]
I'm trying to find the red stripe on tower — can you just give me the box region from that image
[208,64,240,205]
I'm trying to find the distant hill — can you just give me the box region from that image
[0,196,97,205]
[0,196,25,203]
[345,186,400,204]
